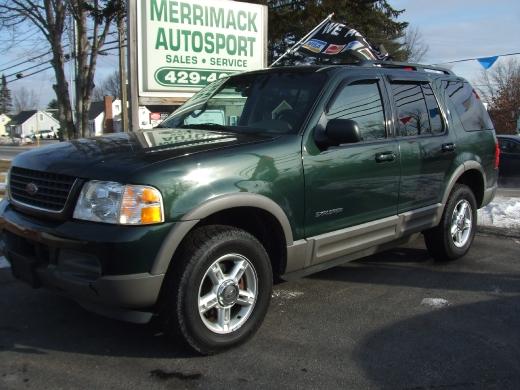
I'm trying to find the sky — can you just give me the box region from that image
[389,0,520,82]
[0,0,519,110]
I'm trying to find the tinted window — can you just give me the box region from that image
[422,83,444,134]
[391,83,430,136]
[161,72,327,134]
[443,80,494,131]
[328,81,386,141]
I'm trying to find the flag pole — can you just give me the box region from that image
[270,12,334,67]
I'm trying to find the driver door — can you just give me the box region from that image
[303,74,400,264]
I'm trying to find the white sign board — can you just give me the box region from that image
[137,0,268,99]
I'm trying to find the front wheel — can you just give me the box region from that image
[159,225,273,354]
[424,184,477,261]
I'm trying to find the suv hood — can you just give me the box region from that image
[13,128,276,181]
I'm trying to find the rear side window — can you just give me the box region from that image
[443,80,494,131]
[328,81,386,141]
[391,83,430,136]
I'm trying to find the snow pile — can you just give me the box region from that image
[478,196,520,230]
[421,297,450,308]
[272,289,304,300]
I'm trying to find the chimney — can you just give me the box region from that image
[103,96,113,133]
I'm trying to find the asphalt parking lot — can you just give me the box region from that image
[1,233,519,390]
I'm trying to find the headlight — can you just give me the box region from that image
[73,181,164,225]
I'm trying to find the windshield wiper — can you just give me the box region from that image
[180,123,231,131]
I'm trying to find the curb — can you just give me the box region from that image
[477,225,520,239]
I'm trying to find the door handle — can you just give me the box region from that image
[442,142,456,152]
[375,152,396,163]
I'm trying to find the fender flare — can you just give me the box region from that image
[150,193,294,275]
[441,161,486,207]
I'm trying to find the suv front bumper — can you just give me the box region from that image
[0,200,172,318]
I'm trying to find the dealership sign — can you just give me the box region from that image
[137,0,267,97]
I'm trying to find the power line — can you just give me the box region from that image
[4,60,55,79]
[0,52,52,73]
[6,46,121,83]
[0,38,124,74]
[431,51,520,66]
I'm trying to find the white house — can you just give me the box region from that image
[0,113,10,136]
[88,98,157,135]
[9,110,60,138]
[88,100,116,136]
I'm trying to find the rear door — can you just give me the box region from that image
[384,73,457,212]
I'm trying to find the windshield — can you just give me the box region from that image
[160,71,327,134]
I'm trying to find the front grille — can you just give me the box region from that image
[9,167,76,212]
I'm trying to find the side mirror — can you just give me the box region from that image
[325,119,361,146]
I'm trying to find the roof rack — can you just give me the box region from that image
[359,60,454,75]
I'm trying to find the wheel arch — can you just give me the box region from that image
[151,193,294,277]
[442,161,486,209]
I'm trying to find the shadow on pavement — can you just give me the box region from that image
[1,234,520,389]
[0,270,194,359]
[309,246,520,294]
[353,295,520,389]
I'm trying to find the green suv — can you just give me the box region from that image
[0,62,499,354]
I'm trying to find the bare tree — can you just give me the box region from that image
[12,87,40,113]
[0,1,124,139]
[402,26,429,63]
[475,59,520,134]
[93,70,120,101]
[68,1,123,137]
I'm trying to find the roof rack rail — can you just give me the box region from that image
[359,60,454,75]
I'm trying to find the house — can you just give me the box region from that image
[88,100,111,136]
[88,97,157,135]
[0,113,10,136]
[8,110,60,138]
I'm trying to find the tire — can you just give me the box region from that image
[424,184,477,261]
[158,225,273,355]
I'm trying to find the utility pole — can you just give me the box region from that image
[73,14,80,138]
[118,10,129,132]
[69,14,77,126]
[127,0,139,132]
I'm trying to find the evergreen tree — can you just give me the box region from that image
[47,99,59,110]
[247,0,409,64]
[0,74,12,115]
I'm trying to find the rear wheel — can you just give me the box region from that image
[159,225,272,355]
[424,184,477,261]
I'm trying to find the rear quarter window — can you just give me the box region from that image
[442,80,494,131]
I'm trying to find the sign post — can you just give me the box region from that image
[128,0,268,131]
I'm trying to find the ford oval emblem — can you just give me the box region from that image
[25,182,39,196]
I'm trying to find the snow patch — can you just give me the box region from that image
[421,297,449,308]
[0,256,10,269]
[272,289,304,300]
[478,196,520,229]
